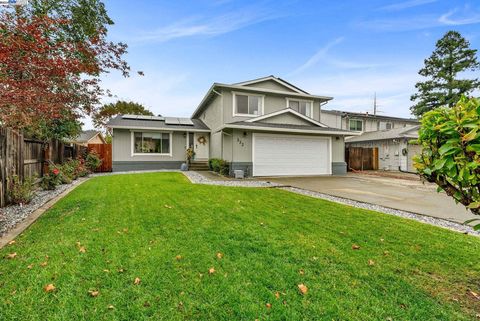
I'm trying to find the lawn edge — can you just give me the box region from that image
[0,177,91,249]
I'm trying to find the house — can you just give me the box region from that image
[107,76,358,176]
[320,110,419,133]
[71,130,106,146]
[345,125,421,172]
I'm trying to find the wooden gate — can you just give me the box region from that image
[88,144,112,172]
[346,147,379,171]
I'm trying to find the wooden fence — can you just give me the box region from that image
[0,127,87,207]
[87,144,112,172]
[346,147,379,171]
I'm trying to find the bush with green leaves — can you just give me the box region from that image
[208,158,230,176]
[413,96,480,226]
[41,167,62,190]
[85,152,102,172]
[8,175,36,205]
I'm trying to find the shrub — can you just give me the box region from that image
[413,96,480,226]
[41,166,62,190]
[85,152,102,172]
[75,157,90,177]
[8,175,35,205]
[208,158,229,176]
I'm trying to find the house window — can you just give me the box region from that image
[133,132,170,154]
[234,93,263,116]
[287,99,313,117]
[386,122,392,130]
[349,119,363,131]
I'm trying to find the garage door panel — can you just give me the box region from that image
[253,134,330,176]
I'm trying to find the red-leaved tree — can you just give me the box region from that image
[0,9,129,132]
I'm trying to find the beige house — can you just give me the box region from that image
[72,130,106,146]
[107,76,358,176]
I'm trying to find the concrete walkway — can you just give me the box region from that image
[261,173,476,224]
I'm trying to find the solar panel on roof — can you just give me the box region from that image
[121,115,165,121]
[178,118,194,126]
[165,117,180,125]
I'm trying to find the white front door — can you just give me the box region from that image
[253,133,331,176]
[194,133,209,160]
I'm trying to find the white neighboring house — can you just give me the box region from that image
[345,125,421,172]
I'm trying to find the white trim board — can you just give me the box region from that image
[232,91,265,117]
[222,124,359,136]
[244,108,327,128]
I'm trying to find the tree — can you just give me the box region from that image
[413,96,480,227]
[410,31,480,117]
[93,100,153,129]
[0,2,129,139]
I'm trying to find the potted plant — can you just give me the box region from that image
[186,147,195,164]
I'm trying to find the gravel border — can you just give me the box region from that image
[182,171,281,187]
[0,180,82,237]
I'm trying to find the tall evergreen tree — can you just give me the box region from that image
[410,31,480,117]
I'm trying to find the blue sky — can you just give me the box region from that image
[87,0,480,128]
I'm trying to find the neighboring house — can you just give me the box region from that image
[345,125,421,172]
[107,75,358,176]
[320,110,419,133]
[71,130,106,146]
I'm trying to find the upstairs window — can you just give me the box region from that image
[287,99,313,117]
[349,119,363,131]
[234,93,263,116]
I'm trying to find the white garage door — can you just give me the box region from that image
[253,133,331,176]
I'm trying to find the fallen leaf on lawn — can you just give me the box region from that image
[266,303,272,309]
[178,301,184,310]
[44,284,56,292]
[275,291,280,299]
[175,255,182,261]
[380,238,385,242]
[103,269,110,273]
[88,290,99,297]
[260,222,264,226]
[283,300,287,305]
[27,264,33,269]
[143,301,151,307]
[216,252,223,259]
[123,228,128,233]
[352,244,361,250]
[11,290,16,295]
[118,268,125,273]
[383,251,390,256]
[6,252,17,259]
[469,290,480,300]
[299,269,305,275]
[298,284,308,295]
[208,267,215,274]
[8,240,16,245]
[79,246,86,253]
[134,277,141,285]
[368,259,375,266]
[76,241,81,247]
[164,205,173,209]
[108,304,114,310]
[40,261,48,267]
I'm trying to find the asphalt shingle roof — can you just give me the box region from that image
[345,125,419,143]
[106,115,210,131]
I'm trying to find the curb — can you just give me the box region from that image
[0,177,90,249]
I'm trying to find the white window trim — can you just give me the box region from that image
[232,91,265,117]
[130,130,173,157]
[286,98,314,118]
[349,119,363,131]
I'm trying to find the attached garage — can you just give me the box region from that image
[252,133,331,176]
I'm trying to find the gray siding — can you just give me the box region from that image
[112,128,187,162]
[243,79,298,92]
[261,113,313,126]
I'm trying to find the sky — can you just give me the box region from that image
[85,0,480,129]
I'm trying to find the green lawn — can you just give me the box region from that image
[1,173,479,320]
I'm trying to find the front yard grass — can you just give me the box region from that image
[1,172,479,320]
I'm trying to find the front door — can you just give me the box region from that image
[194,133,209,160]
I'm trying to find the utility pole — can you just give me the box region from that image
[373,92,377,116]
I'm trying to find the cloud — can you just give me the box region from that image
[379,0,437,11]
[358,5,480,32]
[289,37,385,76]
[439,7,480,26]
[134,6,281,43]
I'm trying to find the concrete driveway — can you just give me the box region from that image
[262,173,475,224]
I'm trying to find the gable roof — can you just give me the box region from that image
[233,75,310,94]
[345,125,419,143]
[221,121,358,136]
[75,130,104,143]
[192,77,333,119]
[244,108,328,127]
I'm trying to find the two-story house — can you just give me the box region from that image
[107,76,357,176]
[320,110,419,133]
